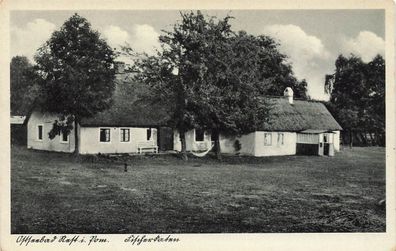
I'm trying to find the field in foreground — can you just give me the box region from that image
[11,146,385,233]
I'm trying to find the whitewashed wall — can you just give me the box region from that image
[79,127,157,154]
[173,130,181,151]
[27,111,75,153]
[174,130,297,157]
[219,133,255,155]
[173,129,212,152]
[254,131,296,157]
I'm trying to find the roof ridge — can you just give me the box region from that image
[264,96,325,103]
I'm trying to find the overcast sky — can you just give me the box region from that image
[10,10,385,100]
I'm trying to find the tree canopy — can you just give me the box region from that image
[34,13,117,153]
[130,11,307,159]
[325,54,385,146]
[10,56,39,116]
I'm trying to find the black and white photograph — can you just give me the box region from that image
[1,0,395,250]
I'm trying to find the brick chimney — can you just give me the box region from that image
[284,87,294,104]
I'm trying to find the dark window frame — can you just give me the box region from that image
[195,129,205,142]
[323,133,329,143]
[277,133,284,146]
[120,128,130,142]
[264,132,272,146]
[37,125,43,140]
[147,128,152,141]
[60,131,69,143]
[99,128,111,142]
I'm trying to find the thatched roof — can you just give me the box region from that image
[262,98,342,132]
[79,74,171,127]
[80,75,341,131]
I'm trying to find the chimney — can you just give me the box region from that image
[115,62,125,74]
[284,87,294,104]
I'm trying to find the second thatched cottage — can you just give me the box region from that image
[26,75,342,157]
[174,88,342,157]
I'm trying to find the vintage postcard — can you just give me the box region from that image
[0,0,395,250]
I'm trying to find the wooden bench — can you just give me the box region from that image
[137,142,158,154]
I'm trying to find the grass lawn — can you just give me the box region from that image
[11,146,385,233]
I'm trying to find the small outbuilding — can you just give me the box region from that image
[10,116,27,146]
[11,115,27,146]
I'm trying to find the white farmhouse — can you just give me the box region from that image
[174,88,342,156]
[26,73,342,157]
[26,74,172,154]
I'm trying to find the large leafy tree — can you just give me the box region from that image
[131,11,307,159]
[34,13,117,153]
[191,31,277,159]
[10,56,39,115]
[229,32,308,99]
[198,31,308,159]
[325,54,385,146]
[366,55,385,134]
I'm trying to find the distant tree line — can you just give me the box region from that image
[11,14,117,154]
[10,11,385,158]
[10,56,38,116]
[325,54,385,147]
[11,12,308,159]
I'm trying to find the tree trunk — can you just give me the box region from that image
[74,117,79,155]
[340,132,346,146]
[375,131,382,146]
[356,132,367,146]
[378,131,384,146]
[349,129,353,148]
[368,132,374,146]
[359,132,367,146]
[213,130,222,161]
[180,130,188,161]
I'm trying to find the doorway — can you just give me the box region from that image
[158,127,174,151]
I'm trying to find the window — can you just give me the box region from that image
[120,128,130,142]
[147,128,152,141]
[37,125,43,140]
[323,134,328,143]
[99,128,110,142]
[60,131,69,143]
[264,133,272,146]
[195,129,204,142]
[277,133,284,146]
